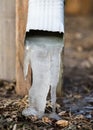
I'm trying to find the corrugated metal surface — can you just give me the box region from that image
[26,0,64,33]
[0,0,15,80]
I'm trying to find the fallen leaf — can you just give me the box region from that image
[42,117,51,123]
[56,120,69,127]
[58,111,67,116]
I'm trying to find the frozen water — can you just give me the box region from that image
[22,35,64,118]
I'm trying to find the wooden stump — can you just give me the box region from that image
[16,0,31,96]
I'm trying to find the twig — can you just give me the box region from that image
[13,124,17,130]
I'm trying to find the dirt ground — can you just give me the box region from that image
[0,16,93,130]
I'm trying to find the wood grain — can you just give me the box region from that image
[0,0,15,80]
[16,0,31,96]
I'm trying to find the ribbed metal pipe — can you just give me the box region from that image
[26,0,64,33]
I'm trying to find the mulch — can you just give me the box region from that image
[0,16,93,130]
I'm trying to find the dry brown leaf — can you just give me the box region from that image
[42,117,51,123]
[58,111,67,116]
[56,120,69,127]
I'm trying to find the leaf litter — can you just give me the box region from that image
[0,16,93,130]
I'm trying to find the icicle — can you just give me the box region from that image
[22,36,64,119]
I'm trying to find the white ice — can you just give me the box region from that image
[22,35,64,118]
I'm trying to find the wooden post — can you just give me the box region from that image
[16,0,31,96]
